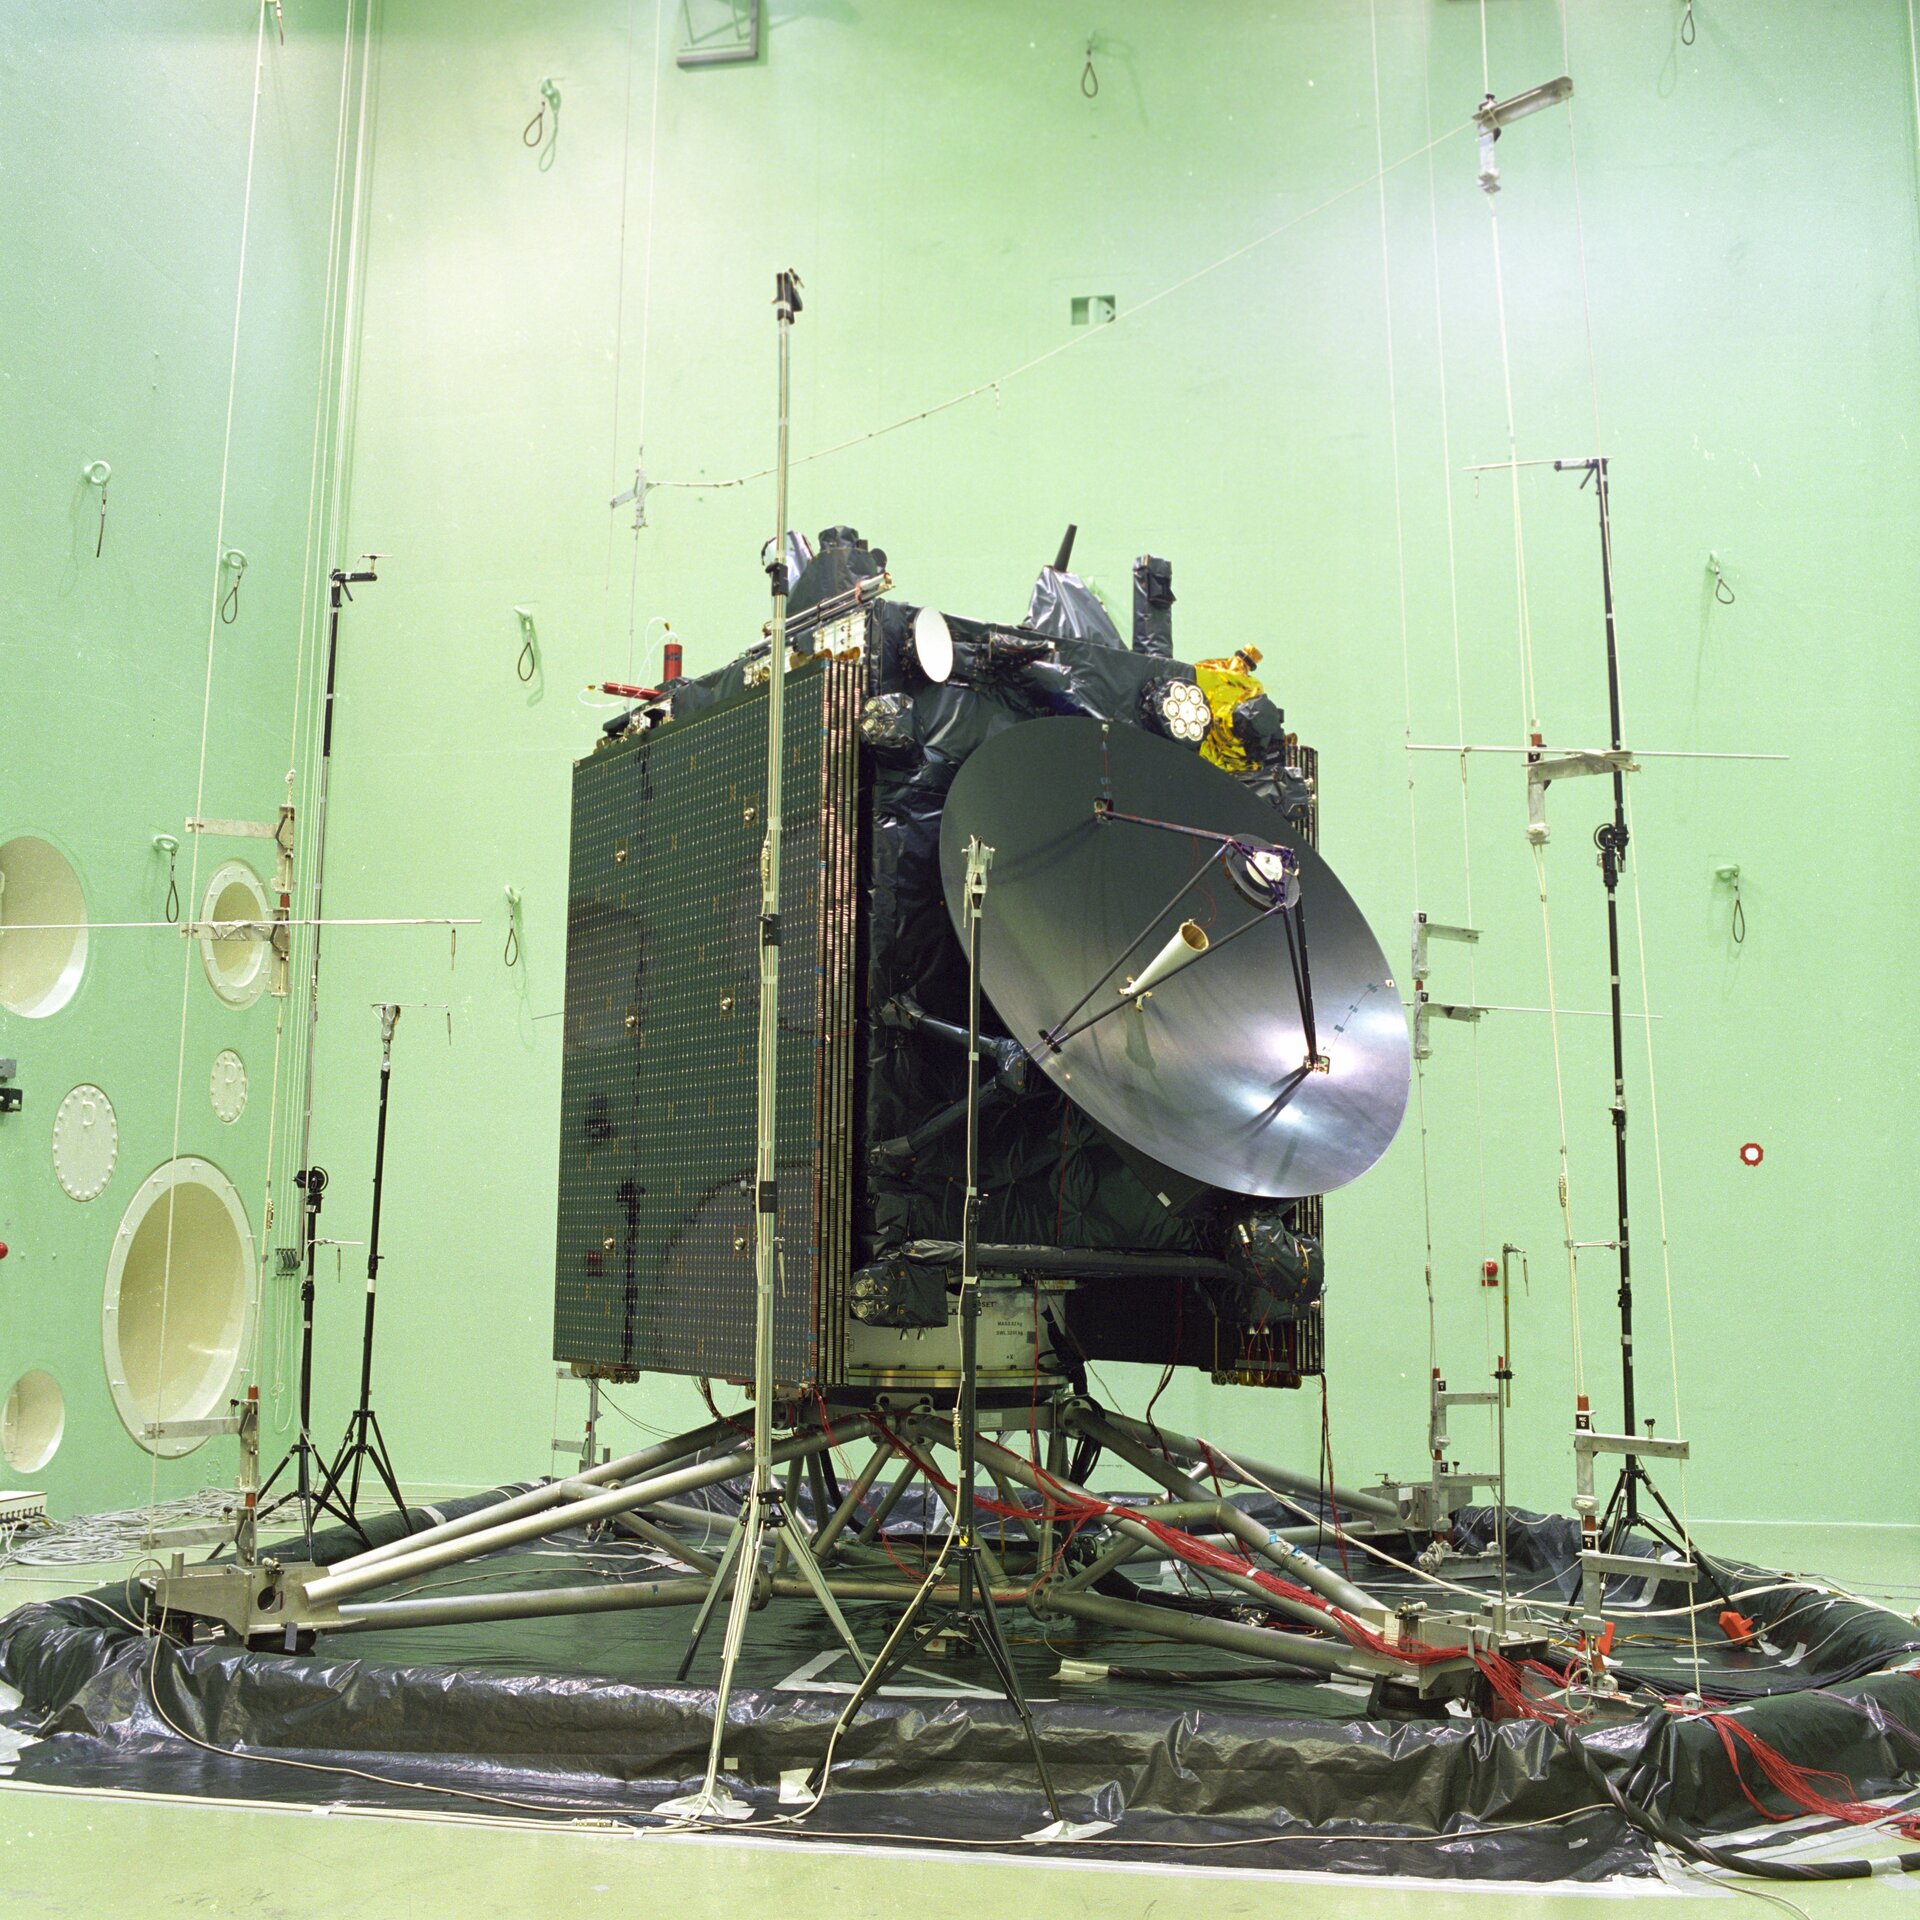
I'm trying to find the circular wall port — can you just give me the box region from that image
[0,836,88,1018]
[102,1157,255,1456]
[198,861,271,1009]
[53,1083,118,1200]
[2,1370,65,1473]
[210,1049,248,1124]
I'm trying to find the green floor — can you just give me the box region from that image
[0,1515,1913,1919]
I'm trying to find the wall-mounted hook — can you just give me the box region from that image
[1081,36,1099,97]
[1713,861,1744,945]
[513,605,540,682]
[524,77,561,168]
[153,832,181,924]
[82,460,111,557]
[220,547,248,624]
[1708,551,1734,604]
[504,884,524,969]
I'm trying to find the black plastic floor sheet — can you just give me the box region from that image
[3,1490,1917,1884]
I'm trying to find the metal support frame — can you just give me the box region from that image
[1409,912,1479,980]
[151,1383,1560,1740]
[1424,1372,1504,1534]
[1573,1428,1698,1628]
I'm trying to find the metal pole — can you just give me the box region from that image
[1039,1588,1385,1681]
[1097,1410,1401,1523]
[324,1416,735,1579]
[335,1574,708,1633]
[955,839,991,1609]
[295,566,377,1184]
[1558,456,1639,1528]
[1062,1407,1386,1618]
[660,270,804,1824]
[303,1429,838,1605]
[1593,457,1637,1524]
[356,1006,397,1425]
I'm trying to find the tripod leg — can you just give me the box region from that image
[363,1408,408,1517]
[1598,1460,1631,1541]
[675,1520,749,1683]
[969,1580,1063,1822]
[307,1429,374,1548]
[313,1422,352,1512]
[779,1519,869,1674]
[1635,1471,1736,1608]
[662,1499,767,1819]
[294,1432,317,1558]
[804,1572,949,1794]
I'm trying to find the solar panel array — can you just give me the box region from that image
[552,657,861,1385]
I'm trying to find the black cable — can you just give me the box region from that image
[1551,1717,1920,1883]
[1103,1660,1324,1686]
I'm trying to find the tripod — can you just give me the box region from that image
[1555,459,1724,1595]
[314,1004,407,1530]
[655,270,870,1824]
[259,1166,363,1553]
[803,838,1070,1837]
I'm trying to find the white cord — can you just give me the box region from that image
[0,1492,240,1570]
[1551,0,1704,1696]
[1367,1,1442,1378]
[1420,0,1496,1359]
[248,0,361,1421]
[651,123,1473,496]
[147,0,271,1523]
[1527,840,1587,1400]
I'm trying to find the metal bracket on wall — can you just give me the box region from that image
[0,1059,20,1117]
[678,0,759,67]
[1411,993,1484,1063]
[186,815,279,841]
[1410,912,1479,982]
[181,920,276,943]
[1572,1429,1696,1628]
[1422,1373,1505,1543]
[1524,749,1636,846]
[1474,76,1574,194]
[610,456,649,530]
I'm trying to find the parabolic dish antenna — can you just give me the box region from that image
[939,718,1410,1199]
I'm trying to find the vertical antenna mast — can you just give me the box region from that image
[658,270,867,1825]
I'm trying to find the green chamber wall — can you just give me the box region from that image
[7,1,1916,1527]
[0,4,354,1512]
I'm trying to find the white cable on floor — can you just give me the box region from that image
[1,1493,241,1570]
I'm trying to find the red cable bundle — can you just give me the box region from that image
[863,1419,1529,1682]
[1701,1710,1920,1843]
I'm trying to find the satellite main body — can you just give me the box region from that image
[552,534,1406,1395]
